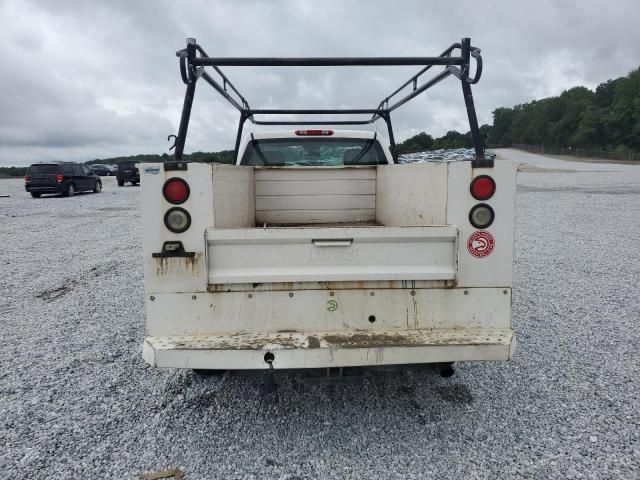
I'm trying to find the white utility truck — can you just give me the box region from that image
[141,38,516,382]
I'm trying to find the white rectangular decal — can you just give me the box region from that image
[143,166,161,175]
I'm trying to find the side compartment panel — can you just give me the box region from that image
[447,160,517,288]
[211,164,255,228]
[141,163,213,294]
[376,163,447,226]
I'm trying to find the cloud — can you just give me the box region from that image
[0,0,639,165]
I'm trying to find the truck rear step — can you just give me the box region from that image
[143,328,515,370]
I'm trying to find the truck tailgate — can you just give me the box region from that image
[206,226,457,284]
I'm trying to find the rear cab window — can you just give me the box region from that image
[240,138,388,166]
[27,164,58,174]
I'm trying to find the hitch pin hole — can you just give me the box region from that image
[264,352,275,364]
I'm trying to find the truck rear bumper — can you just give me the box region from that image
[142,328,516,370]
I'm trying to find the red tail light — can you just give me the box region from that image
[56,174,64,183]
[295,129,333,136]
[24,175,30,183]
[470,175,495,200]
[162,178,190,204]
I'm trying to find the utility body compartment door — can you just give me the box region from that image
[206,226,458,284]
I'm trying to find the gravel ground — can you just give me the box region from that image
[1,151,639,479]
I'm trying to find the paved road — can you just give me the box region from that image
[1,154,639,479]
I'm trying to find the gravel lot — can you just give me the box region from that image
[1,150,639,479]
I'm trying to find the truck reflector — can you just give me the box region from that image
[162,178,190,204]
[164,207,191,233]
[470,175,495,200]
[469,203,494,229]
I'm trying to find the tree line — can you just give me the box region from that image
[397,66,640,154]
[83,150,236,166]
[396,128,490,154]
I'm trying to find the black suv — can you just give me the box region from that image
[90,164,115,176]
[117,161,139,186]
[25,162,102,198]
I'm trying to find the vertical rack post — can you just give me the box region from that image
[380,112,398,163]
[460,38,489,167]
[233,112,251,164]
[173,40,197,162]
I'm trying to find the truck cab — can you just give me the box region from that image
[140,38,516,381]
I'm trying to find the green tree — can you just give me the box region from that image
[604,68,640,149]
[433,130,468,149]
[396,132,434,154]
[490,107,517,146]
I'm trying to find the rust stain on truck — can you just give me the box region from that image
[323,332,422,348]
[155,253,203,276]
[164,331,487,351]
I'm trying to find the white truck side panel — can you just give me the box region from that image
[376,163,447,226]
[447,160,517,288]
[211,164,255,228]
[141,163,213,294]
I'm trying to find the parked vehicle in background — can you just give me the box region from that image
[106,164,117,175]
[117,161,139,186]
[90,164,114,176]
[25,162,102,198]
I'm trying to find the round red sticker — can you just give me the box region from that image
[467,231,495,258]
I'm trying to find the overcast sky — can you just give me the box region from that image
[1,0,638,166]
